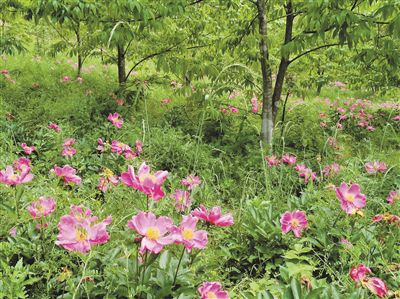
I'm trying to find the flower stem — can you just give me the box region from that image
[140,252,148,298]
[14,186,19,217]
[72,252,92,299]
[172,247,186,286]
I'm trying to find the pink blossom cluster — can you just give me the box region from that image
[62,138,77,157]
[322,162,340,177]
[264,154,297,167]
[387,190,399,204]
[110,140,142,160]
[48,122,61,133]
[220,106,239,114]
[294,164,316,183]
[98,169,119,193]
[372,213,400,225]
[250,95,259,113]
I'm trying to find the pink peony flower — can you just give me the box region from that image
[220,107,228,114]
[349,264,372,282]
[181,175,201,190]
[62,76,70,82]
[299,168,316,183]
[13,158,31,170]
[265,155,281,167]
[192,205,234,227]
[335,183,366,215]
[51,165,81,185]
[387,190,399,204]
[198,281,229,299]
[63,138,76,147]
[280,210,308,238]
[171,215,208,251]
[97,138,106,152]
[322,162,341,177]
[135,140,143,155]
[107,112,123,128]
[62,146,77,157]
[56,205,112,254]
[365,277,388,298]
[98,169,119,193]
[111,140,128,154]
[367,126,375,132]
[364,161,387,173]
[127,211,174,254]
[281,154,296,165]
[27,196,56,219]
[9,226,17,237]
[171,189,191,212]
[0,159,34,186]
[161,98,171,105]
[340,238,353,249]
[392,115,400,121]
[334,81,346,88]
[294,164,307,173]
[336,123,343,129]
[120,162,168,201]
[48,122,61,133]
[21,143,36,155]
[123,148,137,160]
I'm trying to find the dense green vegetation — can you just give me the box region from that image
[1,0,399,298]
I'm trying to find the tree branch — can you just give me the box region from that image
[288,43,342,64]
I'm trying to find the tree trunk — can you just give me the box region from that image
[257,0,274,146]
[75,23,82,78]
[272,0,294,120]
[117,44,126,85]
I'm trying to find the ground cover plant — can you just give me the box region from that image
[1,0,400,298]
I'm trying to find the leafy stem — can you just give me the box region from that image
[172,247,186,286]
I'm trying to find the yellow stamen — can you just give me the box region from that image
[140,173,157,184]
[75,228,88,242]
[146,227,160,240]
[290,219,299,228]
[207,292,217,299]
[345,193,355,202]
[182,228,194,240]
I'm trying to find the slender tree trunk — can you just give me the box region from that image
[117,44,126,85]
[272,0,294,121]
[75,23,82,78]
[257,0,274,146]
